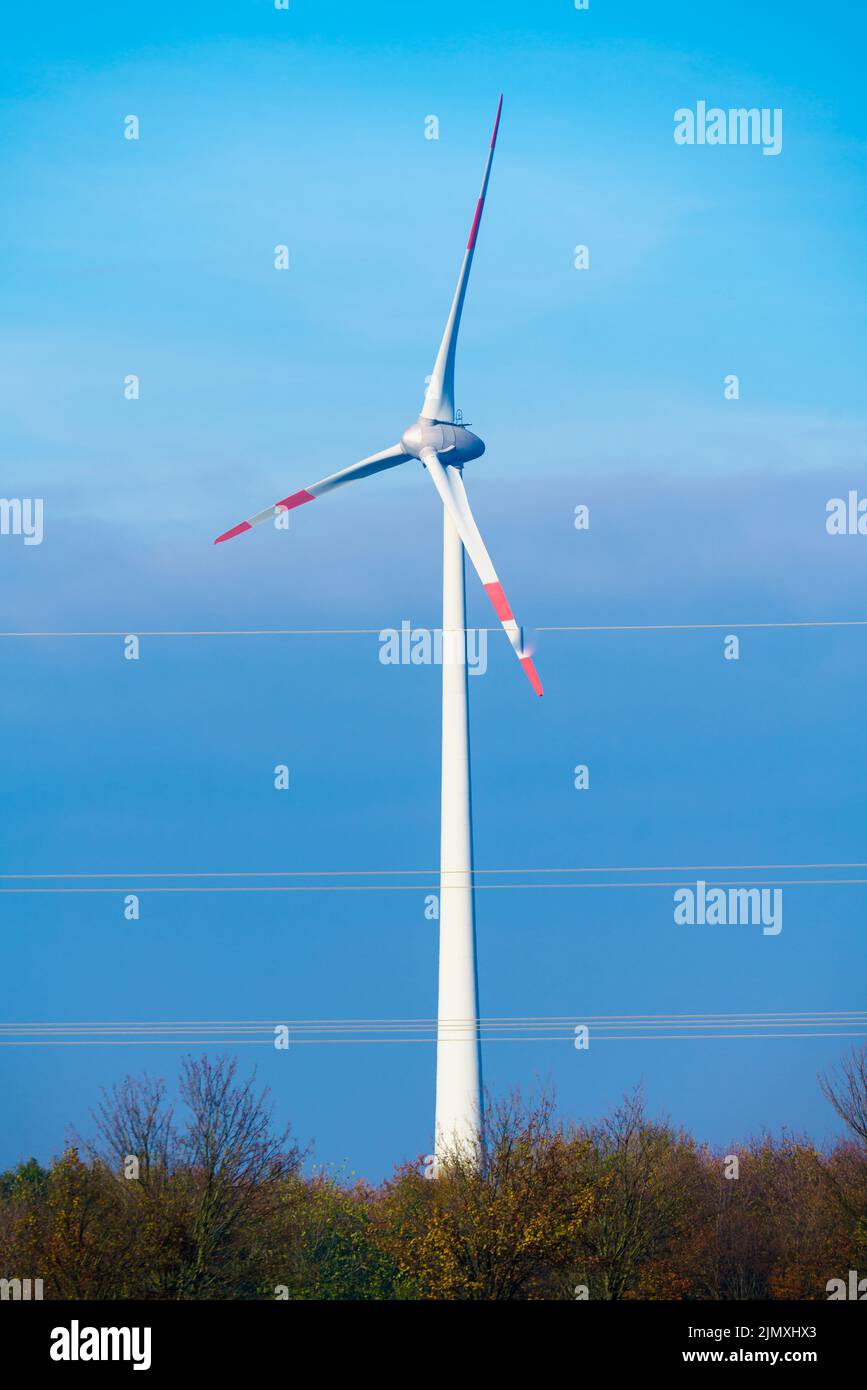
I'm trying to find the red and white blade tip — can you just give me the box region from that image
[214,519,252,544]
[520,654,543,697]
[214,489,315,544]
[467,96,504,253]
[491,94,503,147]
[483,580,543,696]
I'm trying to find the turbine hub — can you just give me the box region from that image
[401,418,485,465]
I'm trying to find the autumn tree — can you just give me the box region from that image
[257,1173,409,1300]
[90,1055,304,1298]
[821,1046,867,1148]
[374,1091,593,1299]
[567,1087,703,1300]
[2,1148,134,1299]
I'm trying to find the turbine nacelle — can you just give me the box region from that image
[401,418,485,467]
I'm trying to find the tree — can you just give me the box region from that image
[92,1074,175,1191]
[0,1157,48,1202]
[258,1173,409,1300]
[8,1148,134,1299]
[374,1091,593,1299]
[821,1046,867,1148]
[90,1054,304,1298]
[174,1054,303,1297]
[568,1087,702,1299]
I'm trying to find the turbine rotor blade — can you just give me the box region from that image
[421,95,503,425]
[420,446,542,696]
[214,443,410,543]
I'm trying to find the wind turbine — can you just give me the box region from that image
[215,95,542,1162]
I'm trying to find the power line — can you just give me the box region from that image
[0,629,387,638]
[6,1022,863,1029]
[2,877,866,894]
[539,620,867,632]
[2,1033,865,1047]
[5,1011,863,1026]
[2,861,866,880]
[6,1017,866,1032]
[2,1013,864,1048]
[0,618,865,639]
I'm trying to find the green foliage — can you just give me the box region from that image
[0,1156,48,1201]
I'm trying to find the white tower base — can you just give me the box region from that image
[434,494,483,1165]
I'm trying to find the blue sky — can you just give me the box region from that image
[2,1,866,1178]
